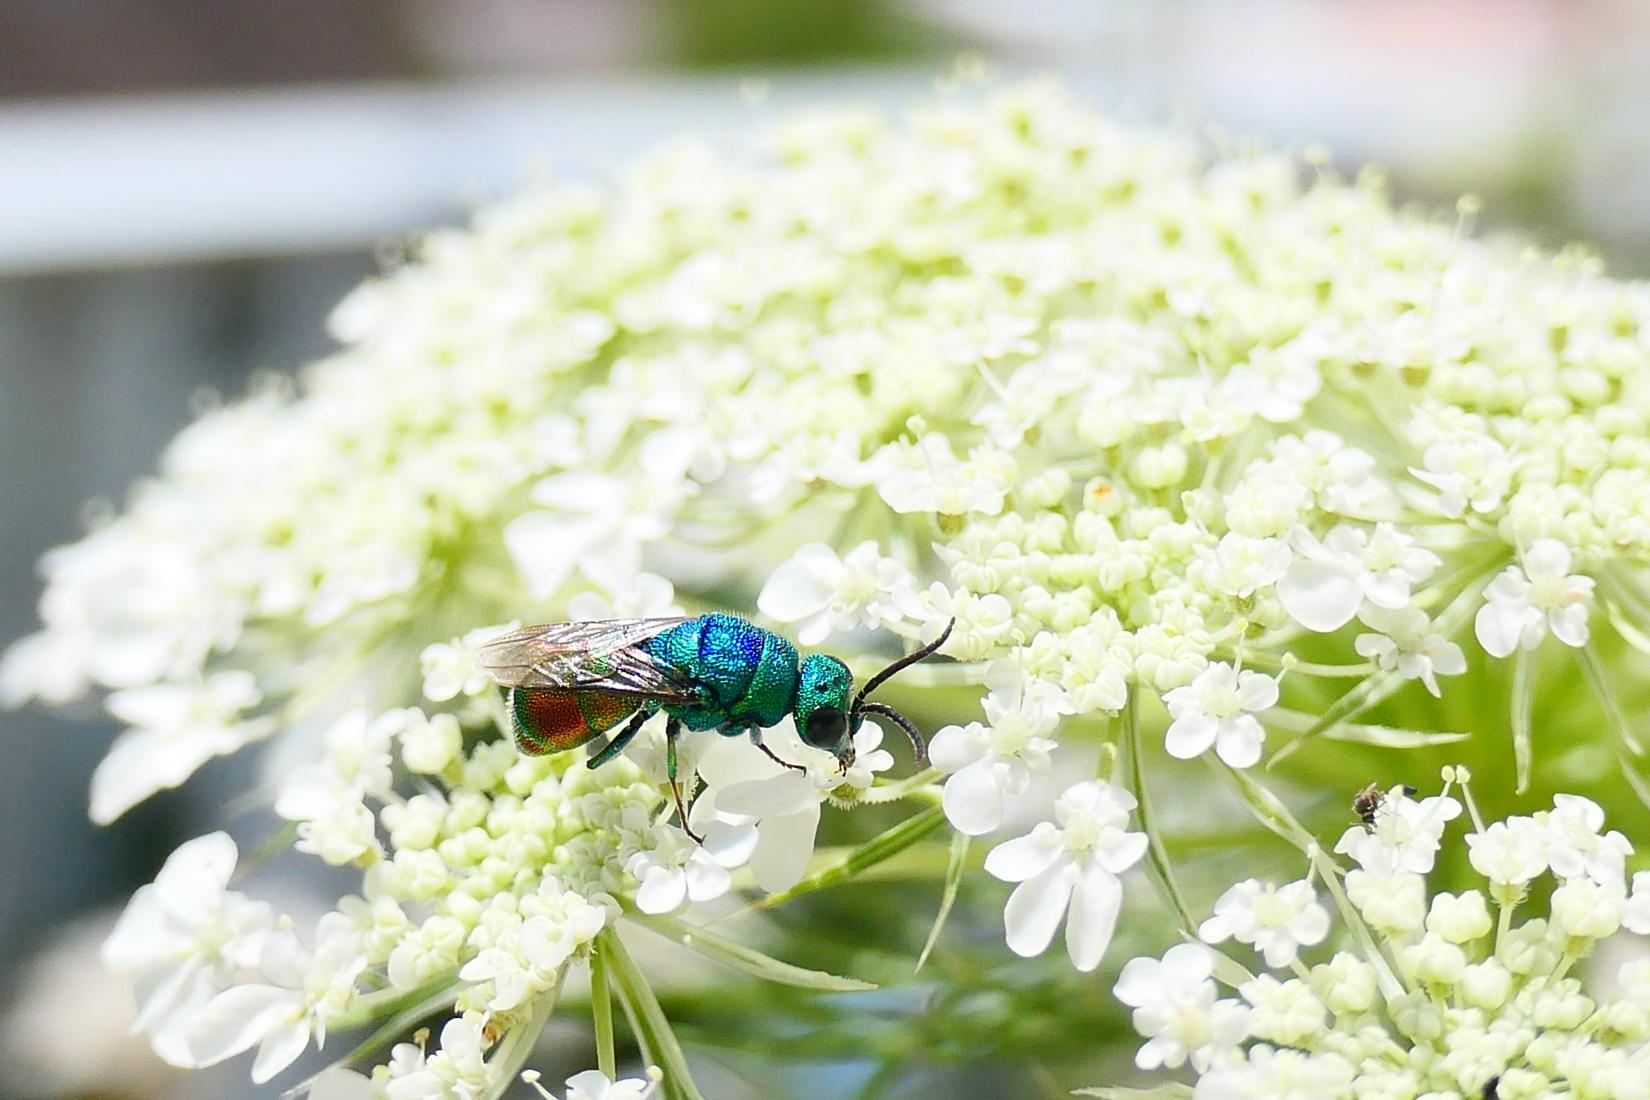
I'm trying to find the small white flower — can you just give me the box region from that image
[984,780,1147,972]
[900,582,1015,660]
[1193,1044,1355,1099]
[1541,793,1632,887]
[387,1014,492,1099]
[524,1067,658,1100]
[872,435,1008,516]
[1199,878,1330,967]
[1623,871,1650,934]
[1276,523,1438,633]
[757,540,918,646]
[698,727,840,894]
[459,880,607,1012]
[567,570,681,622]
[1353,604,1466,697]
[1425,890,1492,944]
[274,706,405,866]
[1271,432,1396,519]
[1221,345,1321,423]
[1333,785,1461,875]
[838,721,896,791]
[1238,974,1326,1047]
[929,676,1064,836]
[1465,816,1550,888]
[1550,876,1626,939]
[92,671,271,824]
[400,710,465,775]
[1197,533,1292,600]
[1474,539,1594,657]
[1162,662,1279,768]
[1343,867,1426,935]
[101,833,273,1067]
[420,622,517,703]
[504,455,690,599]
[185,917,368,1083]
[625,815,757,915]
[1412,434,1511,518]
[1113,943,1250,1072]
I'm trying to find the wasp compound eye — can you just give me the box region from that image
[802,705,849,750]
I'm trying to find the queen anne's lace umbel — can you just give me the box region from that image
[9,81,1650,1094]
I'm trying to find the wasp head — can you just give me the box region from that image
[799,620,956,774]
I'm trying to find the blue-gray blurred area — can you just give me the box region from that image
[2,1,1650,1097]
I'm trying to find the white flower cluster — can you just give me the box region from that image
[1115,773,1650,1099]
[11,81,1650,830]
[102,733,677,1090]
[8,79,1650,1090]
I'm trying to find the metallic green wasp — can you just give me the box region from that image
[475,613,953,839]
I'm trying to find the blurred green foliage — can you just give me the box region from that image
[662,0,943,67]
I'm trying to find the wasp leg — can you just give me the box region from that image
[750,728,806,773]
[664,717,703,844]
[586,709,651,771]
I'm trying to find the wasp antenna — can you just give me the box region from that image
[852,618,956,712]
[855,701,928,764]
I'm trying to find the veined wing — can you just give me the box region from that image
[473,617,697,701]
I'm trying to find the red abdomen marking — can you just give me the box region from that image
[509,687,637,756]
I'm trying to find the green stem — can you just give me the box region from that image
[1511,646,1535,794]
[1576,642,1644,756]
[1124,689,1195,936]
[1266,670,1404,769]
[748,803,947,912]
[1209,760,1405,1001]
[591,945,617,1081]
[1218,649,1374,678]
[327,971,459,1034]
[916,829,970,973]
[601,929,707,1100]
[858,770,943,804]
[481,976,564,1100]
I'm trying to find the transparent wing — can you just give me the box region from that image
[473,617,698,701]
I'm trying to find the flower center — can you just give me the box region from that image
[1250,890,1292,927]
[1062,815,1101,851]
[1528,575,1571,610]
[1197,682,1244,719]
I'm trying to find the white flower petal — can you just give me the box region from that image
[1064,864,1123,972]
[1524,538,1573,578]
[1277,559,1362,632]
[1549,605,1590,648]
[636,867,689,914]
[1214,716,1265,769]
[716,771,818,818]
[1164,711,1218,760]
[1475,599,1531,658]
[185,985,299,1068]
[1003,863,1075,959]
[984,827,1063,883]
[756,545,839,622]
[684,856,732,902]
[749,806,821,893]
[943,758,1008,836]
[929,723,987,773]
[251,1018,313,1084]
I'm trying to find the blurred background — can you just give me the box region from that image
[4,1,1650,1096]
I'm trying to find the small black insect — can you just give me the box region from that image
[1353,783,1385,828]
[1353,782,1417,828]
